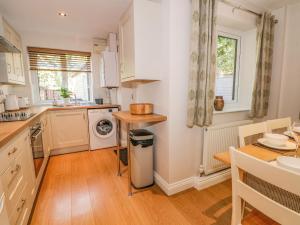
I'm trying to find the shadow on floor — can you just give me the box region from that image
[203,196,232,225]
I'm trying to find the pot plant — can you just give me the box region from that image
[60,88,72,105]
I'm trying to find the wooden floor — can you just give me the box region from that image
[30,149,277,225]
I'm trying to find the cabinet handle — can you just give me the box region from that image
[16,199,26,212]
[8,147,18,156]
[7,63,11,73]
[10,164,21,175]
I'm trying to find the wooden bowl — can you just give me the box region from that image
[130,103,153,115]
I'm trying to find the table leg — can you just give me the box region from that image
[116,119,121,176]
[126,123,132,196]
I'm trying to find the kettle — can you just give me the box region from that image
[18,97,30,109]
[5,94,19,111]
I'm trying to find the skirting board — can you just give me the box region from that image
[50,145,89,156]
[194,169,231,191]
[154,169,231,196]
[154,172,195,196]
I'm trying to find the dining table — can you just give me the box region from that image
[214,135,300,214]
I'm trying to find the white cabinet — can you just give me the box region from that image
[119,0,161,83]
[0,17,25,85]
[0,183,9,225]
[50,109,89,149]
[0,129,35,225]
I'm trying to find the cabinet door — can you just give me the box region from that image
[119,5,135,81]
[41,114,51,156]
[0,191,10,225]
[50,110,89,149]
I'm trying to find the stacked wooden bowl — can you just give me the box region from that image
[130,103,153,115]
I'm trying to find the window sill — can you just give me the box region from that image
[213,108,250,115]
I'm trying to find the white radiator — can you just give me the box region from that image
[202,120,253,175]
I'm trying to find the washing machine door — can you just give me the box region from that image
[93,117,115,138]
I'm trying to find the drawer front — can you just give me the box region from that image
[1,151,26,213]
[0,130,30,174]
[9,182,30,225]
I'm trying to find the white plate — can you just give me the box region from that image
[277,156,300,173]
[257,138,296,150]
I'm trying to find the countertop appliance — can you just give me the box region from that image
[30,122,45,177]
[0,111,35,122]
[88,108,118,150]
[18,97,30,109]
[5,94,19,111]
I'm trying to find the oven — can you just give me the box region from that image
[30,122,45,177]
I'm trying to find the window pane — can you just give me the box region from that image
[37,71,62,101]
[37,71,90,101]
[67,72,90,101]
[215,35,238,101]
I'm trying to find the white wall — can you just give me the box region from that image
[277,4,300,121]
[7,30,107,103]
[122,0,259,184]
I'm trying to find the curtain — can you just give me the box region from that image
[187,0,218,127]
[250,13,275,118]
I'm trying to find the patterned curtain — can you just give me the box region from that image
[187,0,218,127]
[250,13,275,118]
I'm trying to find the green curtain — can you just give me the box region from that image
[187,0,218,127]
[250,13,275,118]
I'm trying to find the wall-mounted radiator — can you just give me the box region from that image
[202,120,253,175]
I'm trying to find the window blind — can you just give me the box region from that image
[28,47,91,72]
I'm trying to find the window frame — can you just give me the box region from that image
[216,30,242,104]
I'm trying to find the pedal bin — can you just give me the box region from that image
[130,129,154,188]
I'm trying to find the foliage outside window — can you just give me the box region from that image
[215,34,239,102]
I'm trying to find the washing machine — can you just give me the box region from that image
[88,108,118,150]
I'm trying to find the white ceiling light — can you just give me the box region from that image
[58,11,67,17]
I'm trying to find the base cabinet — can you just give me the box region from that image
[50,109,89,149]
[0,129,36,225]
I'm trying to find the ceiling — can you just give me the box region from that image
[0,0,298,40]
[0,0,131,39]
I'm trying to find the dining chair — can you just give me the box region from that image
[229,146,300,225]
[266,117,292,133]
[238,122,267,147]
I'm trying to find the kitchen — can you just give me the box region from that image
[0,0,300,225]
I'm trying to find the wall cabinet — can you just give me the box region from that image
[119,0,161,83]
[50,109,89,149]
[0,16,25,85]
[0,129,36,225]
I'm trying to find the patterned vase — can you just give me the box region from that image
[214,96,224,111]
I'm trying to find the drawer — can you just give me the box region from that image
[9,182,31,225]
[1,150,27,213]
[0,130,30,174]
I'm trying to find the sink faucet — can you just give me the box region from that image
[74,94,77,105]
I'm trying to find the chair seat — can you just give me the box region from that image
[242,210,279,225]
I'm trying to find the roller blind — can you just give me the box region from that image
[28,47,91,72]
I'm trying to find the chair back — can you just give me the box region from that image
[238,122,267,147]
[230,147,300,225]
[266,117,291,133]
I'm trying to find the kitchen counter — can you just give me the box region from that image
[0,104,120,148]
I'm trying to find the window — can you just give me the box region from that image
[215,33,241,102]
[28,47,91,103]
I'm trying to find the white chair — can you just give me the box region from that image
[238,122,267,147]
[229,147,300,225]
[266,117,292,133]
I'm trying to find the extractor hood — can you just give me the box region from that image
[0,36,20,53]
